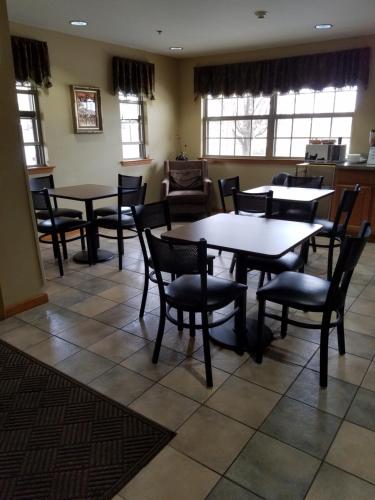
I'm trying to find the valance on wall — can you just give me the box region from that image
[194,47,370,98]
[112,57,155,99]
[11,36,52,88]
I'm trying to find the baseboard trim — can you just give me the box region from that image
[2,293,49,319]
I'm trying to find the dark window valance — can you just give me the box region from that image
[112,56,155,99]
[194,47,370,98]
[11,36,52,88]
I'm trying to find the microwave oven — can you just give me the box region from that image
[305,144,346,162]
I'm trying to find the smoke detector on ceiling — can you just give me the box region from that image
[254,10,268,19]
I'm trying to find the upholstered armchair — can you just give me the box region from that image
[162,160,212,217]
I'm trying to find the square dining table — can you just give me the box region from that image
[162,213,322,353]
[245,185,334,202]
[48,184,118,263]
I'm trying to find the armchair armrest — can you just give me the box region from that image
[203,177,212,195]
[161,177,170,198]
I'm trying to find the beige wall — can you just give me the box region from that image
[0,1,44,316]
[10,23,180,204]
[178,35,375,209]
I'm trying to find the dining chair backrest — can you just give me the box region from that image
[118,173,143,189]
[327,221,371,308]
[31,188,55,225]
[218,176,240,212]
[332,184,360,235]
[271,172,289,186]
[29,175,58,209]
[117,184,147,211]
[145,229,208,302]
[232,189,273,217]
[272,199,318,223]
[286,175,324,189]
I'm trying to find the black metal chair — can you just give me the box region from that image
[286,175,324,189]
[95,184,147,270]
[93,174,143,218]
[145,229,248,387]
[218,176,240,213]
[32,188,92,276]
[255,221,371,387]
[247,199,318,287]
[313,184,361,280]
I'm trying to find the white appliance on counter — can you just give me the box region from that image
[305,144,346,162]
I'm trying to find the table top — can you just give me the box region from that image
[162,213,322,258]
[245,185,334,202]
[49,184,117,201]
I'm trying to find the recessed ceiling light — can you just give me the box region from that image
[70,20,88,27]
[315,23,333,30]
[169,47,183,51]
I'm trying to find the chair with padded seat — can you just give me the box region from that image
[255,221,371,387]
[218,176,240,213]
[286,175,324,189]
[95,184,147,270]
[313,184,360,280]
[93,174,143,218]
[162,160,212,218]
[32,188,92,276]
[145,229,247,387]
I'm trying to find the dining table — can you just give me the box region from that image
[162,213,322,353]
[48,184,117,263]
[245,185,334,202]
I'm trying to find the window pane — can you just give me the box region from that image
[207,138,220,155]
[121,121,139,142]
[295,92,314,114]
[334,89,357,112]
[292,118,311,137]
[220,139,235,155]
[314,91,334,113]
[122,144,140,159]
[276,119,292,137]
[251,139,267,156]
[235,138,250,156]
[208,121,220,137]
[291,139,308,157]
[331,117,352,137]
[311,117,331,137]
[221,120,235,138]
[207,98,222,117]
[222,98,237,116]
[20,118,36,143]
[17,93,35,112]
[24,145,37,165]
[236,120,251,139]
[253,96,270,115]
[251,119,268,138]
[237,96,253,115]
[277,93,295,115]
[120,102,139,120]
[274,138,291,157]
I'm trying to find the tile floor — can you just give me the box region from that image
[1,227,375,500]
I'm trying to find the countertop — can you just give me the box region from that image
[297,161,375,171]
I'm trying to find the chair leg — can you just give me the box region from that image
[52,233,64,276]
[117,229,123,270]
[337,306,346,355]
[177,309,183,332]
[218,249,222,255]
[255,298,266,363]
[152,303,166,364]
[79,216,86,251]
[258,271,265,288]
[311,236,317,253]
[86,229,93,266]
[207,259,213,276]
[189,312,196,337]
[327,239,335,281]
[267,272,272,282]
[319,312,332,388]
[139,270,149,318]
[201,311,213,387]
[60,233,68,260]
[229,254,236,274]
[280,306,289,338]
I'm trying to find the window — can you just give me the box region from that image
[16,82,45,166]
[203,86,357,158]
[119,93,146,159]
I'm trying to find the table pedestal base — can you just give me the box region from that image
[73,249,114,264]
[209,317,273,354]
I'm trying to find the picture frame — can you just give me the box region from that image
[70,85,103,134]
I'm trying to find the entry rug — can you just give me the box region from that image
[0,339,174,499]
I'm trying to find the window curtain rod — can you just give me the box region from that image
[194,47,370,98]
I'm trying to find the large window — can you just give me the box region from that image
[203,87,357,158]
[119,93,146,160]
[16,83,45,166]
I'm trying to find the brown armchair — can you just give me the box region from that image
[162,160,212,217]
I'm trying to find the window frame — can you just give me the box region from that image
[203,88,357,159]
[118,93,146,160]
[16,83,46,166]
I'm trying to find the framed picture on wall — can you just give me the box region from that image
[70,85,103,133]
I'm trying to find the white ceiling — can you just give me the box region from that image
[7,0,375,58]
